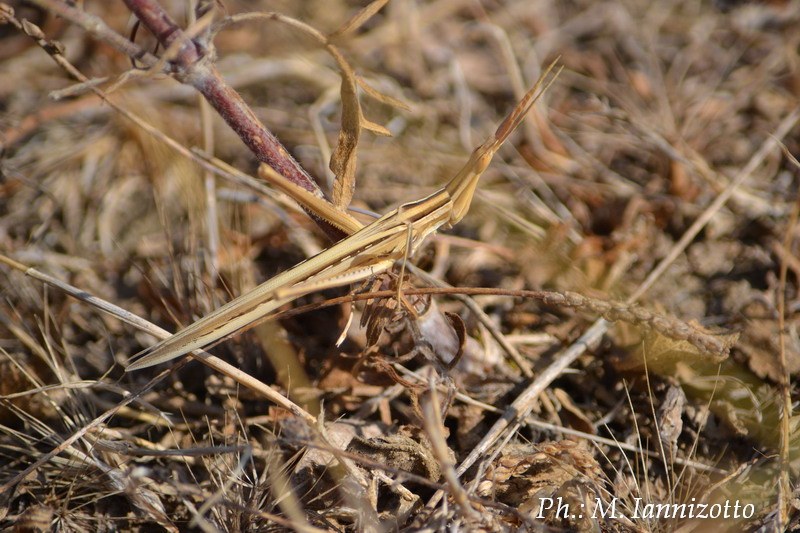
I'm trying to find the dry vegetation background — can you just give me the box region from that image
[1,0,800,531]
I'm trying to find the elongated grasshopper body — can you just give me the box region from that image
[126,62,560,371]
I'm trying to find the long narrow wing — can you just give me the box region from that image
[126,215,407,370]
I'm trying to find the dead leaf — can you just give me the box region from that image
[614,328,735,373]
[360,117,392,136]
[250,12,365,209]
[357,76,412,111]
[443,311,467,370]
[657,385,686,457]
[553,388,595,435]
[327,45,361,209]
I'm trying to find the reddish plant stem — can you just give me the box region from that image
[190,68,310,195]
[191,67,348,240]
[125,0,348,240]
[122,0,200,66]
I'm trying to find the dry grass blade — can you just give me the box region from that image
[0,254,317,425]
[329,0,390,40]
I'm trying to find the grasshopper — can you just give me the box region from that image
[126,62,560,371]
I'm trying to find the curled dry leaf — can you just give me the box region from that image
[443,311,467,369]
[327,45,361,209]
[327,0,394,208]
